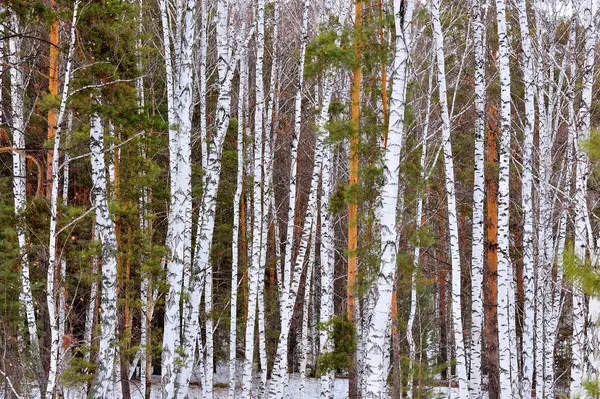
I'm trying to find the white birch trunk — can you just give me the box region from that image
[7,9,43,385]
[85,226,100,365]
[89,108,119,399]
[315,6,346,395]
[188,5,245,398]
[267,1,310,397]
[43,4,79,395]
[299,227,316,399]
[407,57,433,399]
[517,0,535,396]
[159,0,195,395]
[258,231,269,398]
[431,1,469,396]
[468,1,486,397]
[573,2,597,393]
[320,140,335,399]
[363,1,415,397]
[281,0,310,305]
[241,0,266,395]
[269,52,331,399]
[494,0,517,396]
[534,10,553,398]
[199,0,208,171]
[58,111,73,380]
[228,29,248,399]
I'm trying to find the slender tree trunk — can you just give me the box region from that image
[46,0,59,198]
[485,104,500,399]
[320,139,336,399]
[469,1,486,396]
[407,57,433,399]
[431,1,468,396]
[229,29,248,399]
[572,2,596,395]
[268,1,310,396]
[89,108,120,399]
[493,0,517,396]
[159,0,195,394]
[42,4,79,395]
[241,0,266,395]
[363,1,415,397]
[300,227,316,398]
[516,0,535,397]
[6,10,44,389]
[347,0,361,395]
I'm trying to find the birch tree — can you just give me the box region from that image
[363,0,415,397]
[469,0,487,396]
[406,63,432,398]
[516,0,536,396]
[6,9,43,387]
[241,0,266,395]
[43,3,80,395]
[267,0,311,396]
[572,1,596,395]
[228,24,248,399]
[493,0,518,396]
[430,0,468,396]
[158,0,196,394]
[88,107,120,399]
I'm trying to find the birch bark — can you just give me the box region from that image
[469,1,486,396]
[320,140,335,399]
[431,0,468,396]
[494,0,517,396]
[572,2,597,393]
[229,28,248,399]
[406,106,430,399]
[89,108,120,399]
[43,4,79,395]
[6,10,43,386]
[159,0,196,395]
[316,7,346,396]
[299,227,316,399]
[516,0,536,396]
[267,1,310,396]
[241,0,266,395]
[363,1,415,397]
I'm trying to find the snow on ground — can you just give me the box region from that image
[1,374,458,398]
[127,375,455,398]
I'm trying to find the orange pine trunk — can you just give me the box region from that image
[485,104,500,399]
[46,1,59,198]
[348,1,362,398]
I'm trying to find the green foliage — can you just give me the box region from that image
[317,316,357,374]
[304,28,353,79]
[563,243,600,298]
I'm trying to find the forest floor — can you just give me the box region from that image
[1,374,457,398]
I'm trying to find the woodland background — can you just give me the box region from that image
[1,0,600,399]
